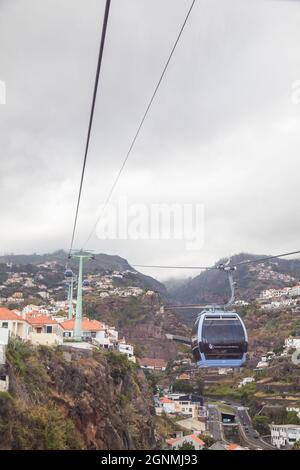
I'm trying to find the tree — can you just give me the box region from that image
[195,376,204,395]
[198,434,215,448]
[165,360,175,376]
[172,380,194,394]
[252,415,270,436]
[144,370,158,395]
[273,341,284,355]
[286,411,300,425]
[293,440,300,450]
[178,441,195,450]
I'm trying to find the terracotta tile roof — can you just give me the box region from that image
[12,309,21,315]
[191,434,205,446]
[0,307,22,321]
[226,443,244,450]
[166,434,204,447]
[61,317,105,332]
[26,315,57,325]
[160,397,174,404]
[166,438,177,445]
[139,358,167,368]
[177,373,190,380]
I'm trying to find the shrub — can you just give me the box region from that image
[252,415,270,435]
[105,350,131,381]
[13,404,84,450]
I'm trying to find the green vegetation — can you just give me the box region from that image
[252,415,270,435]
[293,440,300,450]
[195,376,204,395]
[198,434,215,449]
[0,393,83,450]
[105,350,133,381]
[13,405,84,450]
[178,441,195,450]
[223,425,241,444]
[6,337,32,375]
[286,410,300,425]
[172,380,194,394]
[144,370,158,395]
[205,382,256,401]
[154,412,184,442]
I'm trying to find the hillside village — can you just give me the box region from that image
[1,256,300,450]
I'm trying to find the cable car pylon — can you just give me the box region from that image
[69,250,94,341]
[67,276,75,320]
[65,267,75,320]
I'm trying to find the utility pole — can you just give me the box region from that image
[69,250,94,341]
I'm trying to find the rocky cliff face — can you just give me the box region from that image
[0,340,156,450]
[85,295,189,361]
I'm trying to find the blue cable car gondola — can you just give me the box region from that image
[82,279,90,287]
[164,261,248,368]
[64,269,73,278]
[190,263,248,368]
[191,310,248,368]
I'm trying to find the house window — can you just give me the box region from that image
[46,326,52,334]
[91,332,96,338]
[1,322,8,328]
[63,332,71,338]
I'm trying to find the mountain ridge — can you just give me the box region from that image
[166,252,300,306]
[0,250,167,297]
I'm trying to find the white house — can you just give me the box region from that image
[0,307,30,340]
[139,358,167,371]
[270,424,300,449]
[0,344,6,365]
[117,340,136,363]
[256,361,269,369]
[284,336,300,350]
[175,400,202,419]
[166,434,205,450]
[238,377,255,388]
[61,317,106,341]
[0,325,9,365]
[288,286,300,298]
[26,314,64,346]
[0,327,9,346]
[159,397,177,414]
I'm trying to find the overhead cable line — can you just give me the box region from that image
[133,249,300,271]
[82,0,196,249]
[133,264,216,270]
[233,250,300,267]
[68,0,111,256]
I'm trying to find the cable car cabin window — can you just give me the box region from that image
[201,317,246,360]
[203,318,244,344]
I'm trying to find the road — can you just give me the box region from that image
[207,405,224,442]
[233,406,275,450]
[206,401,276,450]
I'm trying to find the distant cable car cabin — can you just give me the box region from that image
[64,269,74,278]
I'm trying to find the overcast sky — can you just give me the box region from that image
[1,0,300,280]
